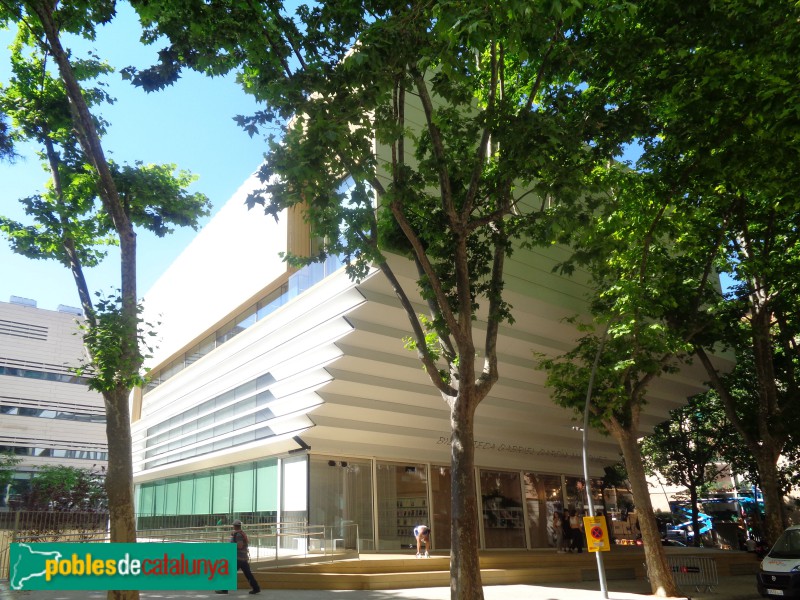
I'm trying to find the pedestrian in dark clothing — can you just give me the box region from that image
[569,509,583,553]
[561,510,572,552]
[216,520,261,594]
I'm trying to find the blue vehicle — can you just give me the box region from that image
[667,502,714,542]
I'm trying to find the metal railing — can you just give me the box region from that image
[0,512,359,580]
[137,521,360,563]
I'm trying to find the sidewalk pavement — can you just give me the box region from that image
[1,574,762,600]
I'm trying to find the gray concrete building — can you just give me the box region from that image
[0,298,107,508]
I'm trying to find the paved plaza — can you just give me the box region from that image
[1,573,763,600]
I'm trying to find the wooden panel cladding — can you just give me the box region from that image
[131,386,143,423]
[287,201,312,268]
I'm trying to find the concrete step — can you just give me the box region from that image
[240,548,761,591]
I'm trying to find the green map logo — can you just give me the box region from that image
[10,543,237,590]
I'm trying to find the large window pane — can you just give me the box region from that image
[480,469,525,549]
[138,483,154,516]
[233,464,255,513]
[283,456,308,510]
[524,473,563,549]
[178,476,195,514]
[165,479,180,515]
[430,465,451,550]
[153,481,166,516]
[310,457,374,551]
[212,469,232,514]
[565,476,586,513]
[376,462,428,552]
[255,459,278,513]
[194,474,212,515]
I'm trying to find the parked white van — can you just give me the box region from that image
[757,525,800,598]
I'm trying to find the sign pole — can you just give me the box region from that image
[582,330,609,599]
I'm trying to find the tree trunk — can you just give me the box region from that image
[695,345,788,546]
[104,385,137,600]
[104,386,137,542]
[689,485,701,547]
[449,390,484,600]
[612,425,680,597]
[754,446,786,545]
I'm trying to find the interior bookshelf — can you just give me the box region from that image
[395,496,428,539]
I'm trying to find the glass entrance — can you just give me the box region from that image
[524,472,563,548]
[309,456,374,551]
[430,465,451,550]
[480,469,525,548]
[376,462,429,551]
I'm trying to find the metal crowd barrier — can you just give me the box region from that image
[668,555,718,593]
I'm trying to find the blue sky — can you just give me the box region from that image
[0,4,268,311]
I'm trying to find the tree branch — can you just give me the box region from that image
[411,71,457,224]
[463,40,497,219]
[694,347,759,448]
[376,258,457,398]
[523,22,560,113]
[476,228,505,398]
[387,195,460,336]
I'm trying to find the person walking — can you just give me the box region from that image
[413,524,431,558]
[216,519,261,594]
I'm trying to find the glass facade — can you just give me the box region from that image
[309,456,374,551]
[136,454,608,551]
[142,374,278,469]
[429,465,451,550]
[137,457,283,529]
[376,462,429,551]
[0,365,91,385]
[524,472,563,549]
[480,469,526,549]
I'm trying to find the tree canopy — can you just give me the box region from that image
[20,465,107,512]
[569,0,800,546]
[1,6,209,600]
[0,451,21,492]
[125,1,648,596]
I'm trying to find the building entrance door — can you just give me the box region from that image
[376,462,429,551]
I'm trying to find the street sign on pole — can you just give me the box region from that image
[584,515,611,553]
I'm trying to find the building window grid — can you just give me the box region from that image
[141,399,315,470]
[143,374,276,458]
[0,445,107,461]
[144,254,343,394]
[0,404,105,423]
[143,425,276,470]
[146,374,274,438]
[142,394,275,461]
[0,365,91,386]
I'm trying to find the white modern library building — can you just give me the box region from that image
[132,174,714,552]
